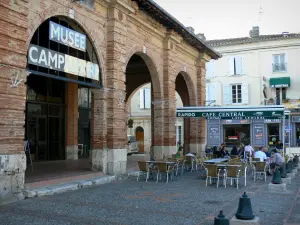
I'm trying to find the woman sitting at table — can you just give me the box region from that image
[218,146,230,158]
[230,146,239,156]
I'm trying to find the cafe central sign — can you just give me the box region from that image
[27,21,100,81]
[176,110,284,119]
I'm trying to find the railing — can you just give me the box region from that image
[272,63,287,72]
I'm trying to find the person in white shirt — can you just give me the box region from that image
[254,147,267,162]
[243,143,254,161]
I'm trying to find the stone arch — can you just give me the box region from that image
[174,71,197,106]
[26,7,106,84]
[124,45,162,102]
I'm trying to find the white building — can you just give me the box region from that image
[127,83,184,153]
[203,26,300,148]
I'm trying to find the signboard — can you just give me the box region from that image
[264,119,281,123]
[49,21,86,51]
[28,44,99,81]
[222,119,250,124]
[176,110,284,119]
[253,124,264,146]
[292,116,300,123]
[207,125,220,146]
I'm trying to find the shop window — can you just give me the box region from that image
[296,124,300,147]
[223,124,250,146]
[267,124,280,146]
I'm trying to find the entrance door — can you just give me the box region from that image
[136,126,144,153]
[36,116,48,161]
[267,124,280,147]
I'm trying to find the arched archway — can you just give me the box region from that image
[125,52,162,159]
[25,16,102,181]
[175,72,197,154]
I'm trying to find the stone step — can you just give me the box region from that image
[23,175,117,198]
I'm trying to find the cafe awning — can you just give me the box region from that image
[269,77,290,88]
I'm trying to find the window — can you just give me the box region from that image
[223,83,249,105]
[206,60,215,79]
[206,83,216,105]
[78,88,91,108]
[273,54,286,72]
[232,84,242,103]
[139,88,151,109]
[228,56,244,75]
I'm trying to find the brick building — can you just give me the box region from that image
[0,0,220,202]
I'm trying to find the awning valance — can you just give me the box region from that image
[269,77,290,88]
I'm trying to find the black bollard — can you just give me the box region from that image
[286,161,292,173]
[272,169,282,184]
[294,155,299,165]
[235,192,255,220]
[280,163,287,178]
[214,210,229,225]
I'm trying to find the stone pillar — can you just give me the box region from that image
[192,54,210,156]
[151,100,164,160]
[104,3,134,174]
[65,82,78,160]
[90,89,108,172]
[155,32,177,159]
[0,1,29,203]
[0,67,28,204]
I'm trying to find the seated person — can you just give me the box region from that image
[275,140,283,150]
[263,147,271,157]
[270,149,285,173]
[254,147,267,162]
[230,146,239,156]
[218,146,230,158]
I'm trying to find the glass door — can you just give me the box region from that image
[36,116,47,160]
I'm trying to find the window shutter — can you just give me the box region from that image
[139,89,144,109]
[206,84,210,105]
[144,88,151,109]
[235,56,244,75]
[223,84,232,105]
[242,82,249,104]
[228,56,235,75]
[210,83,216,105]
[206,60,215,79]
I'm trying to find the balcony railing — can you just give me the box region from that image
[272,63,287,72]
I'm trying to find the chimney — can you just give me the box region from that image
[196,33,206,41]
[186,26,195,34]
[249,26,259,38]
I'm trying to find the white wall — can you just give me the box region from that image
[127,83,184,153]
[207,37,300,106]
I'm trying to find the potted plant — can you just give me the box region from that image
[267,98,274,104]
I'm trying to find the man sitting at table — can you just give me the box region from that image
[254,146,267,162]
[270,149,285,174]
[218,146,230,158]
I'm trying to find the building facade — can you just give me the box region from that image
[203,26,300,148]
[0,0,220,202]
[127,83,184,154]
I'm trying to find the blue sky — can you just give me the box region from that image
[153,0,300,40]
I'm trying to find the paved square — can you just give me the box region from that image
[0,171,299,225]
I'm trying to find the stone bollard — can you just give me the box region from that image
[269,170,286,191]
[230,192,260,225]
[214,210,229,225]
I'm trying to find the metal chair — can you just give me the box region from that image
[225,166,241,189]
[205,164,224,188]
[253,161,267,181]
[137,161,150,182]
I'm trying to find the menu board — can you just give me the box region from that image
[253,124,264,146]
[207,125,220,146]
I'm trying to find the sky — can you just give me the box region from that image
[153,0,300,40]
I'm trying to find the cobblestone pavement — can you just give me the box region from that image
[0,169,299,225]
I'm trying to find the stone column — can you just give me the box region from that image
[104,3,135,174]
[0,67,28,204]
[155,33,177,159]
[192,54,210,156]
[90,89,108,172]
[65,82,78,160]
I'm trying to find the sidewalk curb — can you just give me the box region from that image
[23,174,125,199]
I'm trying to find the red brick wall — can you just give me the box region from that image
[0,0,28,154]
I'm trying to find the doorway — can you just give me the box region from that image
[25,75,65,161]
[136,126,144,153]
[267,124,280,146]
[223,124,250,147]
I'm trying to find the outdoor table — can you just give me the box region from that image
[203,158,229,164]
